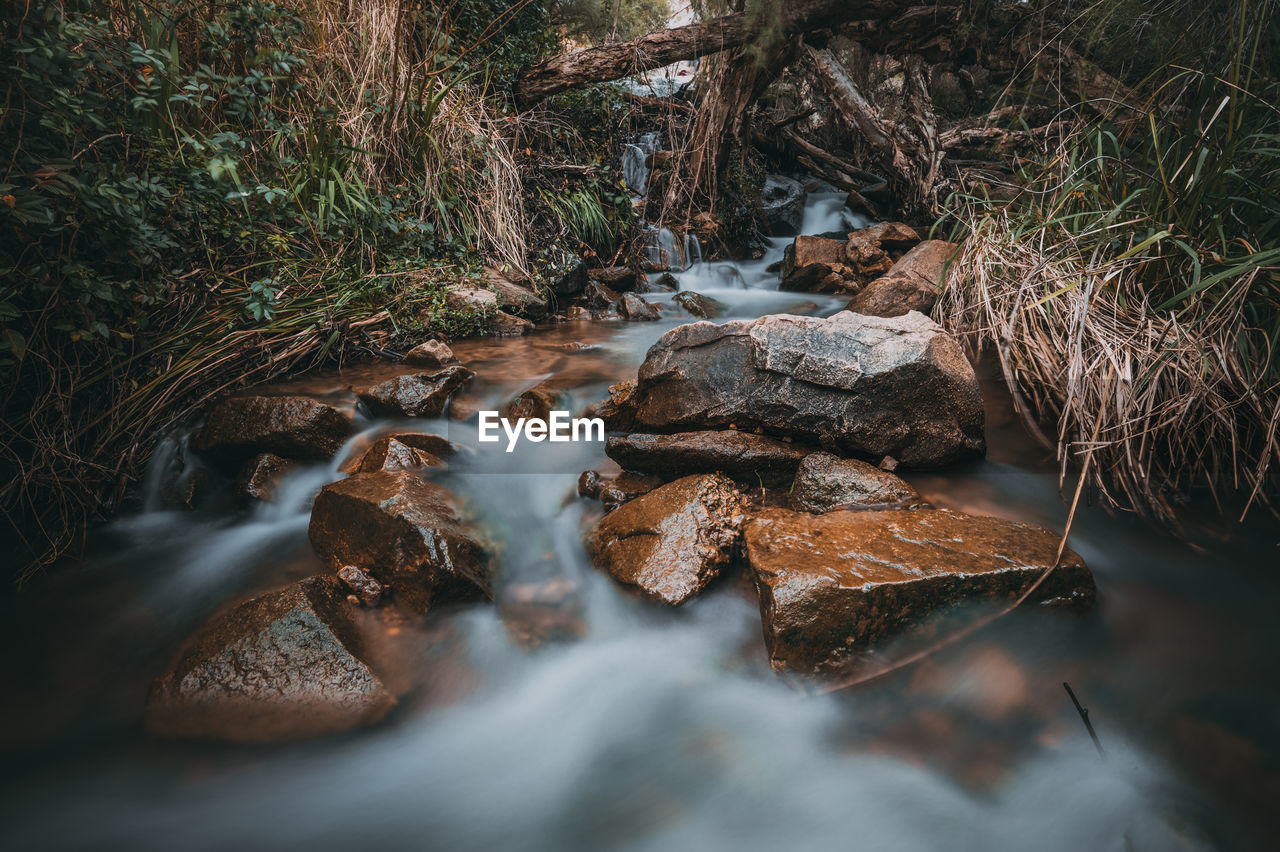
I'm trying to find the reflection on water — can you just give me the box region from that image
[2,188,1278,851]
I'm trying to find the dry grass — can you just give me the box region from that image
[940,205,1280,526]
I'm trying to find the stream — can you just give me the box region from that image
[2,190,1278,851]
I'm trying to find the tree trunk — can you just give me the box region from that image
[516,0,915,103]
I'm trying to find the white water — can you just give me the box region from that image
[2,191,1274,851]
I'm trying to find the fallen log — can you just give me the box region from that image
[516,0,915,103]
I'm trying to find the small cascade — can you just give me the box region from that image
[622,144,649,197]
[683,233,702,267]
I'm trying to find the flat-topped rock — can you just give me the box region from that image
[606,430,811,487]
[193,394,354,461]
[789,452,919,512]
[743,507,1096,675]
[146,576,394,742]
[845,240,959,318]
[353,365,473,418]
[309,471,491,613]
[630,311,985,468]
[586,473,746,606]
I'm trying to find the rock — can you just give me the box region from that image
[145,576,394,742]
[789,452,919,512]
[337,565,385,607]
[578,469,664,510]
[549,256,588,298]
[673,291,726,318]
[845,240,960,318]
[446,269,547,319]
[586,474,746,605]
[403,339,459,368]
[618,293,660,321]
[581,279,620,310]
[354,365,473,418]
[499,578,586,647]
[489,311,534,335]
[780,235,850,292]
[840,222,919,283]
[589,266,640,293]
[761,174,806,236]
[309,471,492,613]
[630,311,985,467]
[550,255,588,298]
[236,453,298,501]
[193,395,354,462]
[503,381,569,421]
[606,430,811,487]
[744,507,1096,675]
[340,432,453,474]
[582,380,639,432]
[652,272,680,291]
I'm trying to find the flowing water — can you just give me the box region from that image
[2,190,1279,851]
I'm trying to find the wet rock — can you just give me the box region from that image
[606,430,811,487]
[743,507,1096,675]
[674,291,726,318]
[146,576,394,742]
[762,174,806,236]
[789,452,919,512]
[630,311,985,467]
[618,293,660,321]
[581,279,621,310]
[582,379,640,432]
[780,235,850,292]
[193,395,354,462]
[354,365,473,418]
[839,222,917,283]
[589,266,640,293]
[578,469,664,510]
[503,381,569,421]
[652,272,680,291]
[340,432,453,474]
[499,578,586,647]
[586,473,746,605]
[338,565,386,607]
[446,268,547,320]
[403,339,459,368]
[309,471,492,613]
[549,256,588,298]
[236,453,298,502]
[490,311,534,335]
[845,240,960,318]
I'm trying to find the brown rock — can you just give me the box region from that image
[581,278,620,310]
[446,268,547,319]
[146,576,394,742]
[403,339,459,368]
[309,471,491,613]
[780,235,850,292]
[193,395,354,461]
[743,508,1096,675]
[789,452,919,512]
[845,240,960,318]
[340,432,454,474]
[236,453,298,501]
[337,565,386,606]
[582,380,639,432]
[578,469,664,510]
[490,311,534,336]
[504,381,569,421]
[589,266,640,293]
[673,291,725,318]
[606,430,812,487]
[354,366,473,418]
[586,473,747,605]
[619,293,660,321]
[499,578,586,647]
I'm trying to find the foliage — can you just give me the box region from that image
[553,0,671,45]
[940,3,1280,523]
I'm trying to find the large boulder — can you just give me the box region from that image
[193,395,354,461]
[354,365,473,418]
[761,174,806,236]
[629,311,985,468]
[743,508,1096,675]
[789,452,919,512]
[586,473,746,605]
[845,240,960,318]
[606,430,812,487]
[309,471,491,613]
[146,576,394,742]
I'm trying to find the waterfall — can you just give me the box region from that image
[622,144,648,198]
